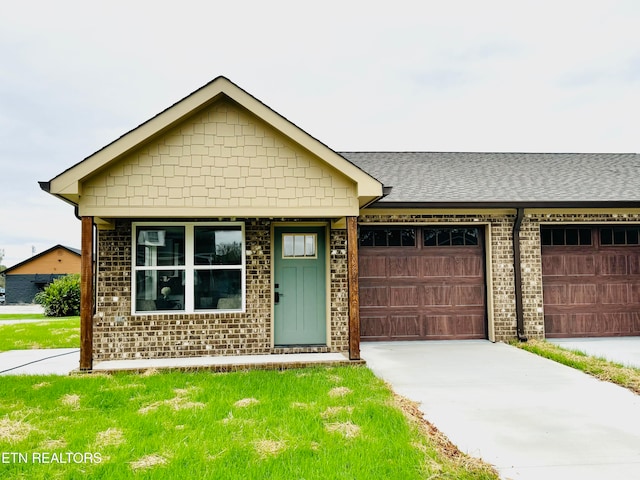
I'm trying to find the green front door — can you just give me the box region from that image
[274,226,327,346]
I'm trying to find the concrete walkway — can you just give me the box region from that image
[0,348,80,375]
[549,337,640,369]
[361,340,640,480]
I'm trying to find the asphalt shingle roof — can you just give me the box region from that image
[341,152,640,204]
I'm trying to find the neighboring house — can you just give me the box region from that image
[0,287,5,305]
[1,245,81,304]
[40,76,640,371]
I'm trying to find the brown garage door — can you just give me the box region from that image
[542,226,640,338]
[359,226,487,341]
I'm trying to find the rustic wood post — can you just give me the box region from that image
[346,216,360,360]
[80,216,94,371]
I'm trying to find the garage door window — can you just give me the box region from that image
[423,228,479,246]
[359,227,416,247]
[541,227,592,246]
[600,226,640,246]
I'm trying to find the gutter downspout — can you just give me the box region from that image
[513,208,528,342]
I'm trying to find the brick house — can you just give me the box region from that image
[1,245,80,304]
[41,77,640,371]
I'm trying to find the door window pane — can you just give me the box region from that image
[282,234,317,258]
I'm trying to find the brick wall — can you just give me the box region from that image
[93,219,349,361]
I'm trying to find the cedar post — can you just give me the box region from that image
[80,216,94,371]
[346,216,360,360]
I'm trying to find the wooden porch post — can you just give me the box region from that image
[346,216,360,360]
[80,216,94,371]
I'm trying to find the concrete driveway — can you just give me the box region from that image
[362,340,640,480]
[549,337,640,368]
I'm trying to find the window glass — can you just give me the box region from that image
[600,226,640,246]
[194,269,242,310]
[565,229,579,245]
[136,227,185,267]
[541,228,552,246]
[282,234,317,258]
[194,226,242,265]
[135,270,185,311]
[359,228,416,247]
[423,228,480,247]
[579,229,592,245]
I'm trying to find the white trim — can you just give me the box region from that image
[131,221,246,315]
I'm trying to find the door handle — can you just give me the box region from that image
[275,292,284,303]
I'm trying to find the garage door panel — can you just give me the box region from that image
[598,284,628,304]
[454,285,484,306]
[422,285,452,306]
[421,257,452,277]
[360,316,388,339]
[360,286,388,307]
[598,255,628,275]
[572,313,600,335]
[388,257,419,277]
[600,313,632,335]
[454,256,483,277]
[390,286,418,307]
[568,284,597,304]
[543,284,567,305]
[565,256,596,276]
[359,256,386,278]
[389,316,421,338]
[542,255,564,276]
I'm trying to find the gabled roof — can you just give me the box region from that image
[43,76,382,208]
[2,245,81,275]
[343,152,640,207]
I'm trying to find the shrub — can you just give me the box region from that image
[34,274,81,317]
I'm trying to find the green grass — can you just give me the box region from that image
[0,317,79,351]
[0,314,47,320]
[513,339,640,395]
[0,367,497,479]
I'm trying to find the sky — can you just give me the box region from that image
[1,0,639,268]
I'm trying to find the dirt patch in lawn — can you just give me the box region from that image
[254,439,287,458]
[234,397,259,408]
[0,416,36,444]
[328,386,352,398]
[95,428,125,448]
[130,453,168,470]
[138,387,205,414]
[325,421,361,438]
[60,393,81,410]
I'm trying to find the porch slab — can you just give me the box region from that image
[91,352,362,374]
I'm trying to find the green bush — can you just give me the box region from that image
[33,274,81,317]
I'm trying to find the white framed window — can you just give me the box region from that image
[132,222,245,314]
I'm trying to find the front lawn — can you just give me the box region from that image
[0,366,497,479]
[0,317,79,351]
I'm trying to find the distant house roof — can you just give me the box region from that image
[1,245,81,275]
[342,152,640,206]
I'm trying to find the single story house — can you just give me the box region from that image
[1,245,81,304]
[41,76,640,371]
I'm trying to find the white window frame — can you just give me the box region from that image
[132,221,246,314]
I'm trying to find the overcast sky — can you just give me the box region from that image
[1,0,638,267]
